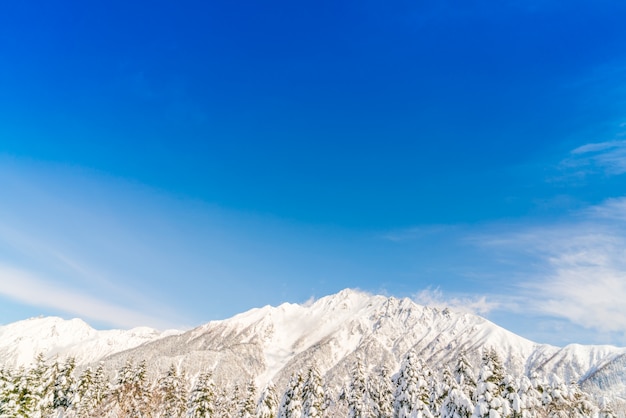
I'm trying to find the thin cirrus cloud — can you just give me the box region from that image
[564,138,626,177]
[0,263,179,330]
[0,160,199,329]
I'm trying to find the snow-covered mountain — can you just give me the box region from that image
[0,316,179,368]
[2,289,625,405]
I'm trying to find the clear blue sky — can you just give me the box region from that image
[1,0,626,346]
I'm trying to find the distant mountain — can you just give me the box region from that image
[0,316,178,368]
[2,289,625,410]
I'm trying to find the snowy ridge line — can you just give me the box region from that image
[1,288,626,412]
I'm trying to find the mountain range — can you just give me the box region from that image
[1,289,625,409]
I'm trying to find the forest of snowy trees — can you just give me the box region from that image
[0,348,617,417]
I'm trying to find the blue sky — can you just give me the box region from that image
[1,0,626,346]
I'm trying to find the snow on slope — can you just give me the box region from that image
[0,316,179,368]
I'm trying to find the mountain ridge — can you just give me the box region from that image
[1,289,625,407]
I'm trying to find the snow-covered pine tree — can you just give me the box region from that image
[187,371,217,418]
[214,383,237,418]
[541,374,573,418]
[239,379,257,418]
[440,376,473,418]
[430,366,454,416]
[157,363,187,417]
[17,367,39,418]
[499,373,518,418]
[347,357,370,418]
[0,366,11,416]
[454,353,476,402]
[566,380,597,417]
[52,356,76,413]
[368,365,394,418]
[73,366,94,418]
[91,363,111,414]
[257,380,279,418]
[278,371,304,418]
[302,365,325,418]
[393,350,434,418]
[539,374,599,417]
[222,383,243,418]
[472,348,510,418]
[0,366,21,417]
[529,372,551,417]
[31,354,57,417]
[509,375,539,418]
[114,359,152,417]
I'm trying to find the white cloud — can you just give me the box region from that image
[564,139,626,176]
[571,140,626,154]
[0,263,178,330]
[587,197,626,222]
[413,287,499,315]
[476,198,626,336]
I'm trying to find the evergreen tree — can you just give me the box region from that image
[158,363,187,417]
[257,381,279,418]
[74,366,94,418]
[471,349,510,418]
[92,363,111,414]
[224,384,242,417]
[0,366,21,417]
[240,379,257,418]
[53,356,76,413]
[214,384,236,418]
[8,368,34,418]
[187,371,216,418]
[302,366,324,418]
[441,383,474,418]
[29,353,56,417]
[393,350,433,418]
[511,375,540,418]
[430,366,453,417]
[278,371,304,418]
[537,374,597,418]
[454,353,476,401]
[440,364,473,418]
[566,380,597,417]
[369,365,394,418]
[541,374,572,418]
[114,359,151,417]
[347,358,370,418]
[0,366,11,416]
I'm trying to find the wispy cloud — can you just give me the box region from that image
[0,263,178,329]
[475,197,626,339]
[560,138,626,178]
[0,159,195,329]
[413,287,499,315]
[586,197,626,222]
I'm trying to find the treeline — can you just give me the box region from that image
[0,349,617,417]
